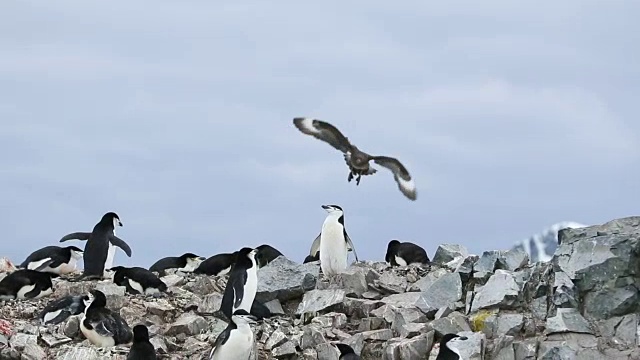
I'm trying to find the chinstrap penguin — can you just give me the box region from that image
[317,205,359,283]
[293,117,417,200]
[40,294,87,325]
[193,252,237,276]
[80,289,133,347]
[208,309,258,360]
[219,247,258,321]
[335,343,361,359]
[385,240,430,266]
[308,227,357,264]
[435,333,468,360]
[255,244,283,268]
[109,266,167,296]
[59,212,132,280]
[127,324,157,360]
[148,252,204,276]
[19,245,84,276]
[0,269,56,301]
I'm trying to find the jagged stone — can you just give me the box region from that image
[430,311,471,336]
[497,248,529,271]
[432,244,469,269]
[470,270,520,312]
[408,268,448,292]
[489,335,515,360]
[256,256,320,303]
[296,289,346,315]
[513,338,538,359]
[374,272,408,294]
[545,308,594,335]
[165,313,207,336]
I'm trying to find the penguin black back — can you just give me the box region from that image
[385,240,430,266]
[193,252,237,276]
[0,269,56,300]
[335,343,361,359]
[40,294,87,325]
[149,252,203,275]
[255,244,283,267]
[19,245,84,275]
[110,266,167,295]
[435,333,468,360]
[127,324,157,360]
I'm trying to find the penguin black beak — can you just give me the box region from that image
[458,336,468,340]
[321,205,330,210]
[118,221,123,227]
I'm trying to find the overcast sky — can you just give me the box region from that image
[1,1,638,269]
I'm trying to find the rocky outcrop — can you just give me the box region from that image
[1,216,639,359]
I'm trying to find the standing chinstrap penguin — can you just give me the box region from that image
[317,205,359,283]
[148,253,204,276]
[335,343,361,359]
[293,117,417,200]
[40,294,87,325]
[0,269,56,301]
[109,266,167,296]
[59,212,132,279]
[435,333,468,360]
[19,245,84,276]
[193,252,237,276]
[385,240,430,266]
[127,324,157,360]
[219,247,259,320]
[208,309,258,360]
[80,289,133,347]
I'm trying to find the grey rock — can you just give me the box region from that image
[335,267,378,297]
[41,333,73,347]
[434,305,454,319]
[315,343,340,360]
[432,244,469,268]
[473,250,501,280]
[513,338,538,359]
[384,273,462,317]
[21,342,46,360]
[264,299,286,315]
[408,268,448,292]
[300,324,326,350]
[257,256,320,302]
[430,312,471,336]
[497,248,529,271]
[489,335,515,360]
[296,289,346,315]
[456,331,485,360]
[496,313,524,337]
[195,293,221,314]
[165,313,207,336]
[583,286,639,320]
[272,340,297,358]
[54,347,101,360]
[265,329,287,350]
[63,316,80,338]
[384,332,434,360]
[545,308,594,335]
[374,272,408,294]
[470,270,520,312]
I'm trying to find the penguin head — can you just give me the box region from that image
[237,247,258,264]
[84,289,107,309]
[231,309,258,325]
[101,212,122,228]
[334,343,357,357]
[321,204,343,214]
[65,246,84,259]
[440,333,468,356]
[133,324,150,342]
[385,240,401,262]
[180,253,205,266]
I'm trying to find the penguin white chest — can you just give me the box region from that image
[235,267,257,313]
[80,317,115,347]
[395,255,408,266]
[212,326,254,360]
[16,284,36,299]
[104,243,116,276]
[319,219,348,276]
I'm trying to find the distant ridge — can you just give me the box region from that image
[512,221,588,262]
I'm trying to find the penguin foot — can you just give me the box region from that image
[356,174,362,185]
[347,172,353,182]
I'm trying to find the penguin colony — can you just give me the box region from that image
[0,118,469,359]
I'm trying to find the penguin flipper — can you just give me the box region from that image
[231,271,247,309]
[32,258,57,272]
[109,235,132,257]
[309,233,321,257]
[44,310,72,325]
[344,231,359,262]
[59,232,91,242]
[210,328,231,356]
[94,321,115,338]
